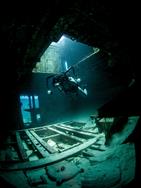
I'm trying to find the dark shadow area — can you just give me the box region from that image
[0,177,16,188]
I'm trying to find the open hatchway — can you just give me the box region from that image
[19,34,102,128]
[0,115,139,188]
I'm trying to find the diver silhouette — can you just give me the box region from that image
[46,66,88,96]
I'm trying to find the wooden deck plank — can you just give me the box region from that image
[30,130,57,154]
[42,133,60,139]
[25,130,49,158]
[16,132,28,161]
[47,127,84,143]
[0,135,100,171]
[53,124,96,138]
[61,124,98,134]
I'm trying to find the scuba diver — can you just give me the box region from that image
[46,66,88,96]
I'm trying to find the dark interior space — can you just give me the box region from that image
[0,1,140,187]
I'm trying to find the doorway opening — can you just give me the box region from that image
[20,95,41,126]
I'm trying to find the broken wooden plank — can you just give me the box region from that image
[47,127,84,143]
[25,130,49,158]
[16,132,28,161]
[59,143,80,152]
[30,130,57,154]
[56,124,96,136]
[62,124,99,134]
[53,124,96,139]
[42,133,59,140]
[0,135,100,171]
[32,127,47,131]
[90,145,107,151]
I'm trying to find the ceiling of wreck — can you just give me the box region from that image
[1,1,139,82]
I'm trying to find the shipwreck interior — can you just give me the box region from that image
[0,1,141,188]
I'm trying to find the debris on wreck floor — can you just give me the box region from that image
[0,116,139,188]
